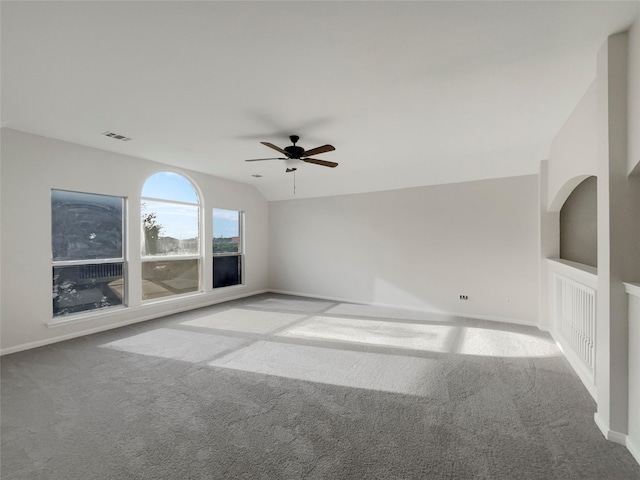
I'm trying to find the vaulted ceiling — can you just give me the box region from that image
[2,1,638,200]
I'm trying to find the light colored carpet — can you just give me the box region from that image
[2,293,639,479]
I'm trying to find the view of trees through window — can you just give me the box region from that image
[51,190,125,317]
[51,174,247,317]
[141,201,199,256]
[213,237,239,254]
[141,172,201,300]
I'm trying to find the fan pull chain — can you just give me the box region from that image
[293,169,296,195]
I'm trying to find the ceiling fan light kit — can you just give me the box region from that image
[244,135,338,172]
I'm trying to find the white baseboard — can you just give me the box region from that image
[594,412,628,446]
[1,288,268,356]
[4,288,539,356]
[268,289,537,327]
[548,327,597,401]
[268,289,370,307]
[627,436,640,465]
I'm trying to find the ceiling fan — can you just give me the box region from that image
[245,135,337,172]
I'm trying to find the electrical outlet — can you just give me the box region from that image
[459,294,469,300]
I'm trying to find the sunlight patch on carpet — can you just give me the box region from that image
[277,316,453,353]
[209,340,446,397]
[455,327,558,357]
[277,316,559,358]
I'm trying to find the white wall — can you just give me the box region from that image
[269,175,539,325]
[541,26,640,462]
[629,20,640,174]
[547,80,599,210]
[626,23,640,462]
[595,31,632,438]
[627,18,640,283]
[0,129,269,353]
[626,284,640,464]
[539,56,601,336]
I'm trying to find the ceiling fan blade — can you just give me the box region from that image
[244,157,286,162]
[302,158,338,168]
[303,144,335,157]
[260,141,290,156]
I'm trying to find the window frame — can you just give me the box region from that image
[212,208,244,289]
[141,173,203,301]
[51,189,127,319]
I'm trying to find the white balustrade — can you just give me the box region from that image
[547,258,598,398]
[555,274,596,373]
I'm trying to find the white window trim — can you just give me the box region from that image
[141,195,199,207]
[51,190,128,318]
[141,254,201,262]
[140,173,204,302]
[54,257,125,266]
[212,209,244,288]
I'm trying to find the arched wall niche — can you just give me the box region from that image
[549,174,592,212]
[554,175,598,268]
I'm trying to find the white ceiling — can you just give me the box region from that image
[2,1,638,201]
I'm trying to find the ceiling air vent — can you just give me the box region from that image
[102,131,132,142]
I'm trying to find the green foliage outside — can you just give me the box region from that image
[213,237,239,254]
[142,210,163,255]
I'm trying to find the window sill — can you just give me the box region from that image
[48,305,129,328]
[46,286,255,330]
[48,290,208,328]
[624,282,640,298]
[141,290,204,305]
[547,258,598,289]
[213,283,246,291]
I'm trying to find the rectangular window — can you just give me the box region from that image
[51,190,126,317]
[213,209,243,288]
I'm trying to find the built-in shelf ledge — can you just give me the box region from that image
[547,258,598,288]
[624,282,640,298]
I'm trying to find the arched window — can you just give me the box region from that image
[141,172,201,300]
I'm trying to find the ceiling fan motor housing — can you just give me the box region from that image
[284,145,305,158]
